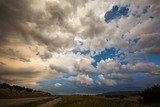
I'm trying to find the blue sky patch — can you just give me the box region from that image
[120,60,129,65]
[104,5,129,22]
[143,54,160,65]
[92,48,117,67]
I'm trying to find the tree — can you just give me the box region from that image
[140,84,160,103]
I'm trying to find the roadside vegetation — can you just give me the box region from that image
[0,83,51,99]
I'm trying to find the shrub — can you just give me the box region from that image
[139,84,160,103]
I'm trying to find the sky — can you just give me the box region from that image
[0,0,160,95]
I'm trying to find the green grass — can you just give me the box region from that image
[17,97,59,107]
[54,95,160,107]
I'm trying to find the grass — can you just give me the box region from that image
[54,95,160,107]
[17,97,59,107]
[0,88,51,99]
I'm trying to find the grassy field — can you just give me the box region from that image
[54,95,160,107]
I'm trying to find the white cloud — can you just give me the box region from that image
[66,74,94,86]
[48,52,95,74]
[54,83,62,88]
[97,58,121,72]
[97,58,160,74]
[74,58,97,73]
[98,74,117,86]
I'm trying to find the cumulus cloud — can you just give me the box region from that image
[74,58,97,73]
[97,58,121,72]
[48,52,96,74]
[0,0,159,54]
[98,74,117,86]
[66,74,94,86]
[78,0,160,54]
[96,58,160,74]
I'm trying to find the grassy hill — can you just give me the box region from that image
[0,83,52,99]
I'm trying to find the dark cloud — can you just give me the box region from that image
[45,1,71,26]
[40,52,52,60]
[66,0,88,12]
[0,0,75,52]
[144,46,160,55]
[0,49,30,62]
[0,0,33,45]
[136,33,160,55]
[31,31,74,52]
[0,66,37,78]
[80,11,106,39]
[50,64,70,73]
[0,65,42,86]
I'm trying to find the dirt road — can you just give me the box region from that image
[38,98,61,107]
[0,97,51,107]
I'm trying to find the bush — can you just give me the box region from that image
[139,84,160,103]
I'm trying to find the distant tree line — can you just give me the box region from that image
[104,95,127,99]
[139,84,160,103]
[0,83,51,95]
